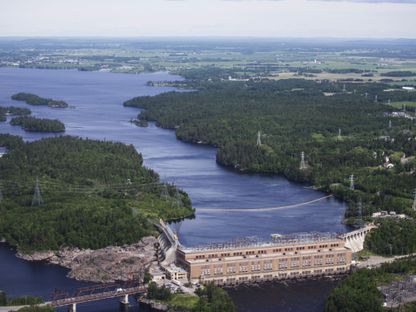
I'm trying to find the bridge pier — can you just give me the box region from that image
[68,303,77,312]
[120,294,129,305]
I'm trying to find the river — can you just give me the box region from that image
[0,67,347,311]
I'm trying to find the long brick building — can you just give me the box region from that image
[177,233,352,285]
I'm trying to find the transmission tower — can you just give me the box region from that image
[338,128,342,140]
[374,95,378,103]
[342,84,346,92]
[356,199,364,228]
[256,131,262,146]
[387,99,391,105]
[389,120,392,128]
[349,174,355,190]
[412,189,416,211]
[160,184,169,201]
[31,177,43,206]
[300,151,307,170]
[172,189,182,208]
[365,92,368,99]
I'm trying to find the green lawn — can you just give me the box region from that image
[390,101,416,109]
[168,294,199,310]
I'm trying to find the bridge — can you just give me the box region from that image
[340,224,377,253]
[49,280,146,312]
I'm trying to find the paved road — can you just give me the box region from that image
[356,253,416,268]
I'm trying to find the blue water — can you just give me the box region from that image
[0,67,348,311]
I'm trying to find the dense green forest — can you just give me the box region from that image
[381,71,416,77]
[325,257,416,312]
[10,116,65,132]
[0,106,31,122]
[11,92,69,108]
[15,307,54,312]
[124,79,416,223]
[0,135,194,251]
[365,219,416,256]
[146,282,236,312]
[0,291,43,306]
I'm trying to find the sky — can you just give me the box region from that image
[0,0,415,38]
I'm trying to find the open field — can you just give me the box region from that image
[390,101,416,108]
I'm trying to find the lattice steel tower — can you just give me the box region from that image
[413,189,416,211]
[256,131,262,146]
[32,177,43,206]
[349,174,355,190]
[160,183,169,201]
[300,152,307,170]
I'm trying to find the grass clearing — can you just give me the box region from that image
[390,101,416,109]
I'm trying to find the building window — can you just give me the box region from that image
[278,260,288,270]
[264,261,273,271]
[214,266,223,275]
[302,257,312,267]
[201,268,211,276]
[251,262,261,272]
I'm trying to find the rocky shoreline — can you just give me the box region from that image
[16,236,158,283]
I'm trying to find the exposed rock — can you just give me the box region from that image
[17,236,158,283]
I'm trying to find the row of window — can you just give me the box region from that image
[206,268,347,282]
[193,245,342,260]
[200,258,346,276]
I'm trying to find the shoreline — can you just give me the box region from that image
[4,236,158,284]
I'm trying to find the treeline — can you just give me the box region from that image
[124,79,416,225]
[381,71,416,77]
[11,92,69,108]
[10,116,65,132]
[0,291,43,306]
[0,106,31,121]
[0,136,194,251]
[325,257,416,312]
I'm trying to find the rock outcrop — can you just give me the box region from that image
[17,236,158,283]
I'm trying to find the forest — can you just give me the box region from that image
[10,116,65,132]
[147,281,236,312]
[325,256,416,312]
[0,135,194,251]
[11,92,69,108]
[0,106,31,122]
[124,78,416,254]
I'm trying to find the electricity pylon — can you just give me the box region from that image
[32,177,43,206]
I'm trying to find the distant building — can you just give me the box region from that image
[402,86,415,91]
[177,233,352,285]
[372,211,406,219]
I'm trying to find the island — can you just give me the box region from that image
[11,92,69,108]
[10,116,65,132]
[0,135,194,282]
[0,106,31,122]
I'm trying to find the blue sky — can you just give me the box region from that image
[0,0,415,38]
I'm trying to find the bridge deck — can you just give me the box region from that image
[51,286,145,307]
